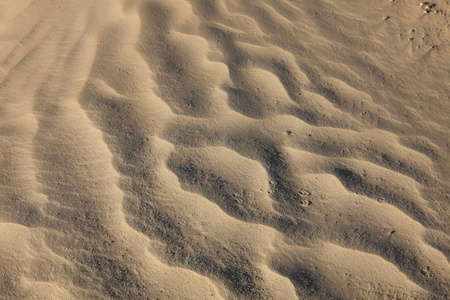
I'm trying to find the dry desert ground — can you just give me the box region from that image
[0,0,449,299]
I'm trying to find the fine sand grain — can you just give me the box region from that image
[0,0,449,299]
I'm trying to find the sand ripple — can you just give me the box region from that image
[0,0,449,299]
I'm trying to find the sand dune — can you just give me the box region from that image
[0,0,449,299]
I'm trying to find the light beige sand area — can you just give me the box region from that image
[0,0,449,299]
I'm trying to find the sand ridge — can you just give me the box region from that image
[0,0,449,299]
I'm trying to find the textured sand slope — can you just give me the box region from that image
[0,0,449,299]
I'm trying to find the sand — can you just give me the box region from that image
[0,0,449,299]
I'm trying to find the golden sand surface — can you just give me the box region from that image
[0,0,449,299]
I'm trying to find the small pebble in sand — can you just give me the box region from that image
[299,200,312,207]
[420,2,436,13]
[299,189,311,197]
[420,266,431,277]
